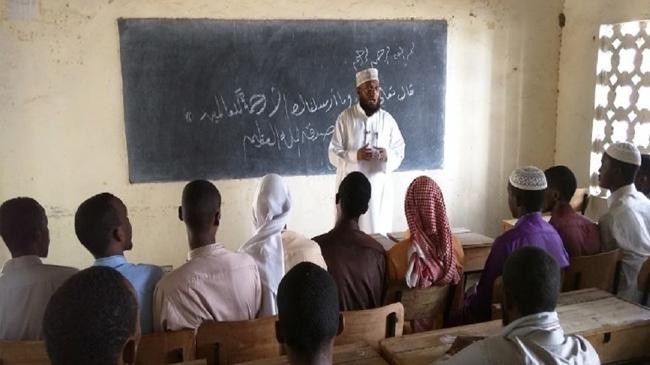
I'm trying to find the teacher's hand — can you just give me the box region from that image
[375,147,387,161]
[357,144,373,161]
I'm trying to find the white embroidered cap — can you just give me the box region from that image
[605,142,641,166]
[355,68,379,87]
[509,166,547,191]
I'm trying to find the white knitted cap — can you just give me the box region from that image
[355,68,379,87]
[605,142,641,166]
[509,166,547,191]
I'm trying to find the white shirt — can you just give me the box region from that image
[0,256,77,340]
[281,230,327,272]
[328,104,405,234]
[154,243,262,331]
[437,312,600,365]
[599,184,650,302]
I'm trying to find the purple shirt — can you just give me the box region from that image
[549,203,601,257]
[464,212,569,323]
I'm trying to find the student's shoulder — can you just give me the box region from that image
[39,264,78,281]
[130,262,165,278]
[41,263,78,275]
[311,231,331,246]
[355,232,385,254]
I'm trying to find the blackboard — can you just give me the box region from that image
[118,19,447,182]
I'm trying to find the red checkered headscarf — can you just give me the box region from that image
[405,176,460,288]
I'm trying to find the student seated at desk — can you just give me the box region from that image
[75,193,163,334]
[461,167,569,324]
[313,172,386,311]
[386,177,462,330]
[276,262,343,365]
[439,247,600,365]
[239,174,327,316]
[387,176,464,284]
[543,166,601,257]
[0,197,77,340]
[154,180,261,331]
[43,266,140,365]
[598,142,650,303]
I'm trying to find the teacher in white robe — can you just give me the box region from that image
[328,67,405,234]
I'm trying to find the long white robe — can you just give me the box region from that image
[328,104,405,234]
[437,312,601,365]
[599,184,650,303]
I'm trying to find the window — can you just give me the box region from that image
[590,20,650,195]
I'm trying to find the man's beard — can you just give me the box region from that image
[360,98,381,116]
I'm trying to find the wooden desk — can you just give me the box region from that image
[370,234,398,252]
[387,231,406,243]
[383,231,493,275]
[170,361,207,365]
[456,232,494,274]
[501,215,551,232]
[387,228,471,243]
[235,342,388,365]
[380,289,650,364]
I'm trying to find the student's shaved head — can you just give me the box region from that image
[0,197,49,257]
[503,246,560,316]
[545,165,577,203]
[337,172,371,219]
[43,266,139,365]
[277,262,340,357]
[181,180,221,231]
[75,193,131,258]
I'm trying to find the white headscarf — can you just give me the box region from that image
[239,174,290,316]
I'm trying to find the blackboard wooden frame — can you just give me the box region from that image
[118,18,447,183]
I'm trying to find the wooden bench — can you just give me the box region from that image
[336,303,404,350]
[380,289,649,365]
[136,329,195,364]
[0,340,49,365]
[233,342,388,365]
[562,249,621,293]
[386,284,451,332]
[195,316,282,365]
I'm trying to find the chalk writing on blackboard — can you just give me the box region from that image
[182,82,415,125]
[353,42,416,70]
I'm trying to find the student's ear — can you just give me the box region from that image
[360,203,369,215]
[214,211,221,227]
[337,314,345,335]
[122,337,138,365]
[275,320,285,343]
[113,225,126,243]
[551,189,560,202]
[178,206,183,222]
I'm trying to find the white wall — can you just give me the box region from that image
[556,0,650,185]
[0,0,563,269]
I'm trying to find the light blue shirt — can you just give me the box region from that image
[93,255,163,334]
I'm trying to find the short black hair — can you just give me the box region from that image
[43,266,138,365]
[337,172,371,218]
[509,185,545,213]
[503,246,560,316]
[74,193,122,258]
[0,197,46,251]
[182,180,221,231]
[277,262,340,356]
[544,165,577,202]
